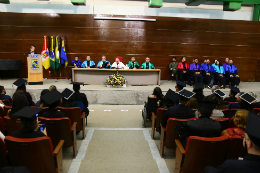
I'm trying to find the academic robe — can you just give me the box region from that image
[223,62,228,71]
[70,91,89,114]
[189,63,203,83]
[177,62,189,70]
[212,64,225,74]
[81,60,95,68]
[203,154,260,173]
[189,63,202,72]
[226,64,240,86]
[97,60,111,68]
[71,60,82,68]
[111,62,125,69]
[128,61,140,69]
[41,109,66,118]
[224,96,237,102]
[141,62,155,69]
[12,131,46,138]
[201,62,207,69]
[202,64,214,73]
[226,64,238,74]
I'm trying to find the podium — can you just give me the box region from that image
[27,54,43,85]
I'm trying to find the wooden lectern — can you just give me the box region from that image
[27,54,43,85]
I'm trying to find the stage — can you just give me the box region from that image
[1,79,260,105]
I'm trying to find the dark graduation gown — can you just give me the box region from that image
[12,130,45,138]
[41,109,66,118]
[25,92,35,106]
[70,91,89,112]
[203,154,260,173]
[224,96,237,102]
[161,104,195,128]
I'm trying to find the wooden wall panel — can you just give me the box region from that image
[0,12,260,81]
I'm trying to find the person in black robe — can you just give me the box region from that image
[203,112,260,173]
[13,78,35,106]
[224,86,240,103]
[40,90,66,118]
[60,88,77,107]
[175,101,222,148]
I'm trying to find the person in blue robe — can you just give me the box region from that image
[71,56,82,68]
[189,58,203,83]
[97,55,110,69]
[81,55,95,68]
[200,58,207,70]
[212,60,226,89]
[226,59,240,87]
[201,58,215,88]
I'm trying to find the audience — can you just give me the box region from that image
[35,89,49,107]
[0,85,12,103]
[187,97,197,109]
[149,87,164,109]
[192,83,205,102]
[49,85,57,91]
[224,86,240,102]
[13,78,35,106]
[60,88,77,107]
[8,94,29,120]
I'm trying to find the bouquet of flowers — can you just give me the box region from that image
[105,74,126,86]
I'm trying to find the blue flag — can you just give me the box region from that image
[60,36,68,67]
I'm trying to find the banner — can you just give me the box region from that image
[41,35,50,70]
[55,36,61,69]
[28,54,42,74]
[60,36,68,67]
[50,36,56,69]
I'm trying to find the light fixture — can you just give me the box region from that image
[94,17,156,22]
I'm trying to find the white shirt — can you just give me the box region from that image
[111,62,125,69]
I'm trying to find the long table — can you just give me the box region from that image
[72,68,161,85]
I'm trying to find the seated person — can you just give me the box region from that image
[226,59,240,87]
[161,89,195,128]
[60,88,77,107]
[176,56,190,85]
[176,101,222,147]
[221,109,249,137]
[224,86,240,102]
[169,57,178,79]
[201,58,215,88]
[192,83,205,102]
[148,87,164,110]
[211,89,226,119]
[49,85,57,91]
[111,58,125,69]
[70,82,89,117]
[141,57,155,69]
[212,60,226,89]
[81,55,95,68]
[71,56,82,68]
[127,56,140,69]
[222,57,229,71]
[174,80,186,105]
[189,58,203,83]
[200,58,207,70]
[187,97,197,109]
[36,89,49,107]
[13,78,35,106]
[40,90,66,118]
[0,85,12,103]
[204,85,220,102]
[12,107,47,138]
[8,94,29,120]
[203,112,260,173]
[97,55,110,69]
[161,89,179,109]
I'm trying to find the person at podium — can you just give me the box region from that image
[111,58,125,69]
[141,57,155,69]
[81,55,95,68]
[71,56,82,68]
[127,56,140,69]
[97,55,111,69]
[28,46,37,55]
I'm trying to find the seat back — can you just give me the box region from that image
[2,99,10,106]
[155,108,167,132]
[58,107,83,132]
[217,109,230,118]
[229,108,238,117]
[182,135,230,173]
[147,97,158,115]
[253,108,260,115]
[0,107,4,119]
[165,117,197,148]
[5,136,56,173]
[214,118,229,131]
[226,136,247,160]
[0,138,9,167]
[3,106,12,117]
[228,117,236,128]
[4,116,21,136]
[0,117,6,133]
[39,117,72,148]
[37,107,50,117]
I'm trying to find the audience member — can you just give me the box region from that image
[201,58,215,88]
[127,56,140,69]
[8,94,29,120]
[97,55,110,69]
[224,86,240,102]
[204,85,220,102]
[49,85,57,91]
[71,56,82,68]
[149,87,164,108]
[169,57,178,79]
[187,97,197,109]
[141,57,155,69]
[189,58,203,83]
[111,57,125,69]
[212,60,226,89]
[0,85,12,103]
[13,78,35,106]
[81,55,95,68]
[192,83,205,102]
[175,80,186,105]
[60,88,77,107]
[226,59,240,87]
[162,89,179,108]
[177,56,190,85]
[36,89,49,107]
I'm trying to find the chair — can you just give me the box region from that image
[5,136,64,173]
[229,108,238,117]
[226,135,247,160]
[3,105,12,117]
[3,116,21,136]
[0,107,5,118]
[253,108,260,115]
[0,138,9,167]
[228,117,236,128]
[159,117,197,158]
[57,107,86,139]
[36,107,50,117]
[216,109,230,118]
[0,117,6,134]
[151,108,167,139]
[175,135,230,173]
[39,117,78,158]
[214,118,229,131]
[2,99,10,106]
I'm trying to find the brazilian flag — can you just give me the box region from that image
[55,36,61,69]
[50,36,56,69]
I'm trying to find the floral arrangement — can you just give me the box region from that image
[105,74,126,86]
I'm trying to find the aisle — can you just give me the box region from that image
[63,105,175,173]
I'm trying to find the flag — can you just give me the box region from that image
[41,35,50,70]
[60,36,68,67]
[55,36,61,69]
[50,36,56,69]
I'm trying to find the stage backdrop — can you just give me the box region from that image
[0,12,260,81]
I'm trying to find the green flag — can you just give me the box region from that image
[50,36,56,69]
[55,36,61,69]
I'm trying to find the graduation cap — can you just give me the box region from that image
[61,88,75,100]
[12,106,42,122]
[70,82,84,86]
[194,83,204,90]
[246,112,260,147]
[176,80,186,87]
[178,89,195,99]
[13,78,27,87]
[41,90,63,105]
[239,93,257,104]
[231,86,240,94]
[214,89,225,98]
[197,101,215,110]
[165,89,179,103]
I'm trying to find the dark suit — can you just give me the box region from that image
[224,96,237,102]
[12,131,45,138]
[70,91,88,112]
[41,109,66,118]
[203,154,260,173]
[204,94,214,102]
[60,101,77,108]
[161,104,195,128]
[0,94,12,103]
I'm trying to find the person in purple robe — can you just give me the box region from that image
[189,58,203,83]
[223,57,229,71]
[226,59,240,87]
[201,58,215,88]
